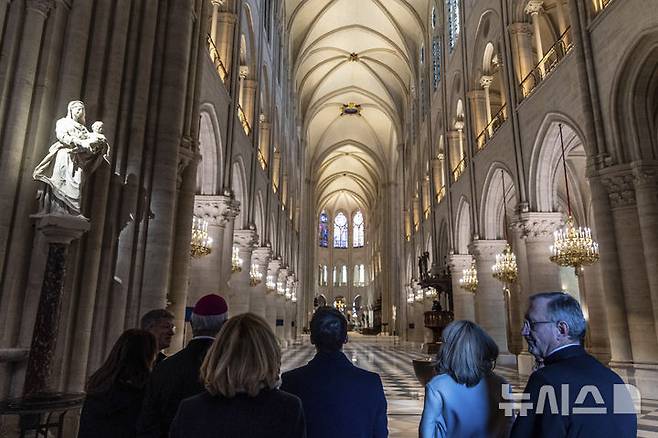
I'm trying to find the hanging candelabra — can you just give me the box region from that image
[549,124,600,272]
[491,169,519,287]
[249,264,262,286]
[190,216,213,258]
[266,274,276,292]
[231,246,243,273]
[459,262,478,293]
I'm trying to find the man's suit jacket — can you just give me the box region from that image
[510,345,637,438]
[137,338,213,438]
[281,350,388,438]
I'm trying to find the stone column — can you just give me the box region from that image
[467,90,487,145]
[258,118,271,168]
[218,12,237,82]
[210,1,221,45]
[602,170,658,365]
[632,164,658,346]
[509,23,534,91]
[480,75,494,136]
[220,198,240,294]
[525,0,545,76]
[250,246,272,318]
[24,214,90,396]
[285,274,295,343]
[265,258,282,333]
[229,229,258,316]
[469,240,514,364]
[242,78,258,133]
[448,254,475,321]
[276,267,289,344]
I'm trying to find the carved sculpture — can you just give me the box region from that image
[33,101,110,214]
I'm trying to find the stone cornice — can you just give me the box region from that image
[233,229,258,249]
[600,168,636,208]
[252,246,272,266]
[194,195,240,226]
[632,162,658,191]
[448,254,473,271]
[468,240,508,260]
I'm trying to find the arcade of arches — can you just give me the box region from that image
[1,0,658,432]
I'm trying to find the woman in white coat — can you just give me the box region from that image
[419,320,511,438]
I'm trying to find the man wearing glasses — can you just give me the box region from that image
[510,292,636,437]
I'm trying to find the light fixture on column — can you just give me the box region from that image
[249,264,262,286]
[266,274,276,292]
[549,124,600,271]
[276,280,285,295]
[231,246,243,272]
[459,262,478,293]
[425,287,437,299]
[406,284,415,304]
[491,169,518,286]
[190,216,213,258]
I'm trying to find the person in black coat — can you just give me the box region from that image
[511,292,637,437]
[78,329,158,438]
[281,306,387,438]
[169,313,306,438]
[137,294,229,438]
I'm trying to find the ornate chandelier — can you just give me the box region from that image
[276,280,285,295]
[459,262,478,293]
[266,274,276,292]
[491,169,518,286]
[231,246,243,273]
[549,124,600,271]
[249,264,262,286]
[190,216,212,258]
[492,244,518,285]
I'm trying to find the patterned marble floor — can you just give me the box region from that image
[282,334,658,437]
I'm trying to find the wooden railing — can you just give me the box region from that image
[237,104,251,135]
[476,104,508,150]
[207,35,228,82]
[452,158,466,182]
[520,27,573,99]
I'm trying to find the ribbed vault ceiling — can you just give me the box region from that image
[287,0,427,213]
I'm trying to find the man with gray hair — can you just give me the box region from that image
[511,292,636,437]
[137,294,228,438]
[140,309,175,364]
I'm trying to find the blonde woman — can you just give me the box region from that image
[419,320,511,438]
[169,313,306,438]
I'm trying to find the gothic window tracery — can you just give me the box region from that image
[334,212,348,248]
[319,210,329,247]
[353,210,364,247]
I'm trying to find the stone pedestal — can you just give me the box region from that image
[448,254,475,320]
[469,240,513,363]
[228,229,258,316]
[23,214,90,396]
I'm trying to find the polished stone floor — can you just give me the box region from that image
[282,334,658,437]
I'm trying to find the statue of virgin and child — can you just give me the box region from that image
[33,101,110,215]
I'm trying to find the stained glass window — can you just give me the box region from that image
[333,212,348,248]
[447,0,460,51]
[353,211,364,247]
[432,37,441,89]
[319,211,329,247]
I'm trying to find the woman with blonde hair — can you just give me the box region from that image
[169,313,306,437]
[419,320,511,437]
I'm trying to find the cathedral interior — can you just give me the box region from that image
[1,0,658,436]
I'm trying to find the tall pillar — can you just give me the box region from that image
[266,259,282,332]
[242,78,258,133]
[220,198,241,294]
[555,0,569,43]
[276,267,289,344]
[467,90,487,144]
[258,118,271,168]
[480,75,494,136]
[229,229,258,315]
[448,254,475,321]
[217,12,237,82]
[469,240,513,364]
[525,0,545,76]
[632,164,658,346]
[509,23,534,92]
[285,274,295,343]
[210,1,221,45]
[250,246,272,318]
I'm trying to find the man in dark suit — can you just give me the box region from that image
[140,308,175,364]
[511,292,637,437]
[136,294,228,438]
[281,306,388,438]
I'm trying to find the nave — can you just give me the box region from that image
[282,335,658,438]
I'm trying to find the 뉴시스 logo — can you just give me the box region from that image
[498,383,641,416]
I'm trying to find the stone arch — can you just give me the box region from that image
[480,162,516,240]
[455,196,471,254]
[231,157,248,229]
[437,220,449,267]
[611,29,658,163]
[529,113,589,217]
[197,105,223,195]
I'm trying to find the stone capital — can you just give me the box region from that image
[512,212,563,241]
[193,195,237,226]
[448,254,474,271]
[479,75,494,89]
[468,239,508,260]
[27,0,55,17]
[277,268,289,282]
[31,213,90,244]
[252,247,272,266]
[218,12,237,24]
[509,22,533,36]
[210,0,224,6]
[600,167,636,208]
[233,229,258,250]
[524,0,544,15]
[631,162,658,191]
